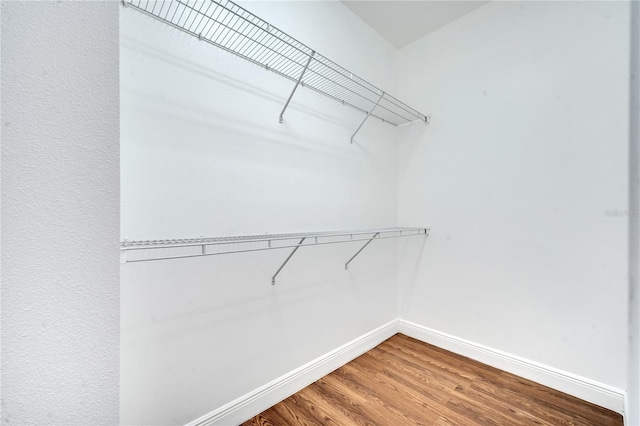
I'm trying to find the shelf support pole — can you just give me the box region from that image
[279,52,315,124]
[345,232,379,270]
[272,237,306,285]
[351,92,384,144]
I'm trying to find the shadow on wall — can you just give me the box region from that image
[121,35,359,130]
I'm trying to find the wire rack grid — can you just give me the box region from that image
[123,0,429,127]
[120,227,429,263]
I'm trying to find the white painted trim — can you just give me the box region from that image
[186,319,626,425]
[186,320,399,426]
[624,391,628,426]
[398,319,626,415]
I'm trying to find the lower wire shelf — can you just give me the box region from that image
[121,227,429,284]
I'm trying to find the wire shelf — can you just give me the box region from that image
[121,227,429,263]
[123,0,429,131]
[122,227,429,284]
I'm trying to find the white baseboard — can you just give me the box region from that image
[186,320,399,426]
[624,392,629,426]
[398,319,626,415]
[186,319,626,425]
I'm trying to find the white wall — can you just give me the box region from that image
[1,2,120,424]
[397,0,629,394]
[121,0,398,240]
[122,0,634,423]
[120,2,402,424]
[1,0,632,424]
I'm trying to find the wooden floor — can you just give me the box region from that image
[242,334,622,426]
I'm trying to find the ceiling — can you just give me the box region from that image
[341,1,489,48]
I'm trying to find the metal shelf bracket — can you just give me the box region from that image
[345,232,379,270]
[279,51,315,124]
[271,237,306,285]
[351,92,384,144]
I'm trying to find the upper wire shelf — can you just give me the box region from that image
[123,0,430,141]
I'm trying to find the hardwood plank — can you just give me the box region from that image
[305,376,379,426]
[391,335,620,425]
[302,381,378,426]
[271,399,324,426]
[362,349,543,426]
[345,355,478,426]
[333,362,442,425]
[242,334,623,426]
[383,335,480,381]
[241,404,295,426]
[242,414,277,426]
[311,375,408,425]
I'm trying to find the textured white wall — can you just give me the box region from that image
[1,2,120,424]
[120,2,403,424]
[397,0,629,390]
[399,2,629,389]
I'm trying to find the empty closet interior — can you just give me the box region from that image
[120,1,631,424]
